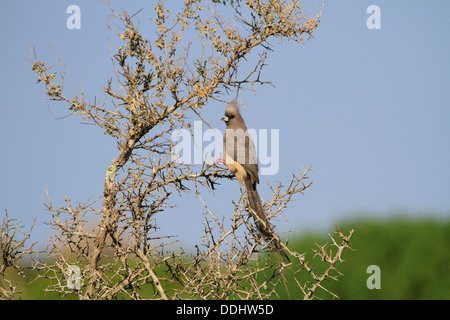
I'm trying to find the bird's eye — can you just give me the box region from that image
[229,115,235,119]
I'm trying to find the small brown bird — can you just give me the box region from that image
[219,100,290,262]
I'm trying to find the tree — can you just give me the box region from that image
[24,0,353,299]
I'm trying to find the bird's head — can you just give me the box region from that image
[221,100,242,127]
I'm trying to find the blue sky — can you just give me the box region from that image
[1,1,449,248]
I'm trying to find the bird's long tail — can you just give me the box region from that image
[244,179,290,263]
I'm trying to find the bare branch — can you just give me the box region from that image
[26,0,354,300]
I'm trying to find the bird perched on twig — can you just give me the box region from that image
[218,100,290,263]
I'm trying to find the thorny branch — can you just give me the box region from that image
[0,210,37,299]
[21,0,354,300]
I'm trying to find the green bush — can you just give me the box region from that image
[4,215,449,299]
[287,216,450,299]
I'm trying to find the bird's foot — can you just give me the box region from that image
[216,157,226,165]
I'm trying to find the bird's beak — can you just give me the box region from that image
[221,115,229,122]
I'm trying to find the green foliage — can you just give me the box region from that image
[287,216,450,299]
[4,215,449,299]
